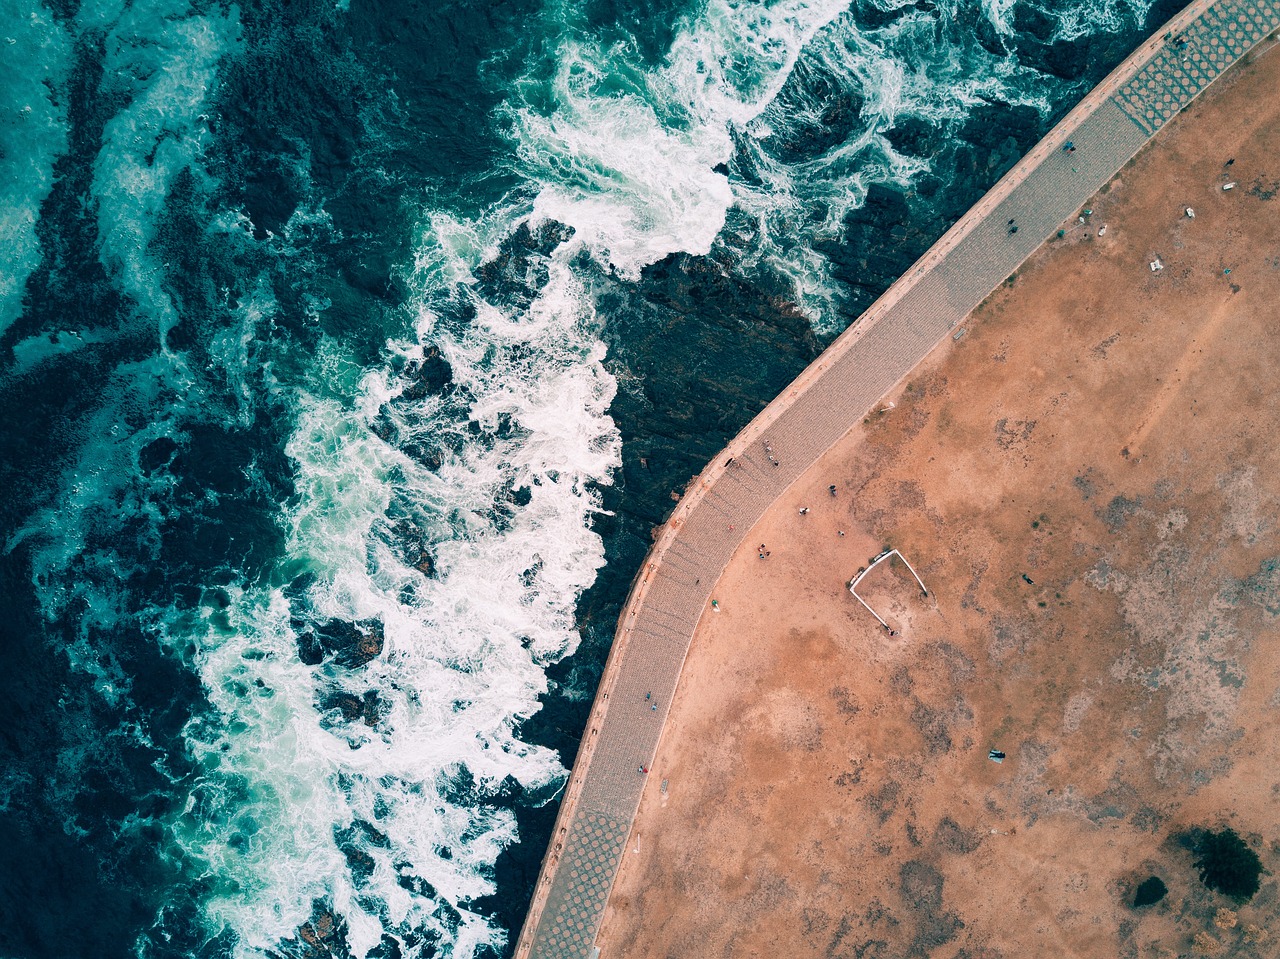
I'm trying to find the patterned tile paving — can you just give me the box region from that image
[517,4,1280,957]
[1113,0,1280,133]
[529,811,629,959]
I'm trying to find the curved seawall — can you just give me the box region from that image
[517,1,1280,955]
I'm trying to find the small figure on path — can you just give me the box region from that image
[837,530,845,537]
[645,691,651,701]
[798,507,809,515]
[1063,140,1074,152]
[711,599,720,611]
[638,766,649,774]
[1008,224,1018,235]
[829,484,837,497]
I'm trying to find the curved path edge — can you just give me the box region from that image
[516,3,1280,956]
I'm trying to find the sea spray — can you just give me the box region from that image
[90,0,242,342]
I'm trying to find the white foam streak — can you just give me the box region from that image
[666,0,852,125]
[1033,0,1151,43]
[90,0,240,339]
[171,210,620,955]
[725,0,1120,330]
[0,0,72,338]
[982,0,1020,35]
[504,0,849,279]
[510,52,734,277]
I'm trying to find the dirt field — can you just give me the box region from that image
[595,41,1280,959]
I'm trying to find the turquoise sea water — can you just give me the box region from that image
[0,0,1173,955]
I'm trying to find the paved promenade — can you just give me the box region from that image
[516,2,1280,956]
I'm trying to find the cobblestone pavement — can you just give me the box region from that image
[517,3,1280,956]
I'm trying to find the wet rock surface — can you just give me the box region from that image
[297,618,385,668]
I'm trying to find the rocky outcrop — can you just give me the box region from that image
[296,618,385,668]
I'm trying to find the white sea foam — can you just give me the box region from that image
[500,0,1149,334]
[0,0,71,339]
[502,0,847,279]
[1032,0,1152,43]
[982,0,1021,36]
[150,193,620,955]
[89,0,241,341]
[715,0,1154,331]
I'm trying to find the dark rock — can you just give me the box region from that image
[290,900,351,959]
[400,346,453,400]
[764,60,865,165]
[297,618,385,668]
[335,824,379,886]
[320,689,384,727]
[474,219,575,310]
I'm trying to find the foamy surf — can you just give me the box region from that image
[728,0,1156,332]
[0,0,71,339]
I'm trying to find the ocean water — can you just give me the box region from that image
[0,0,1175,955]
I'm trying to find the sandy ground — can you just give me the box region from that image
[595,41,1280,959]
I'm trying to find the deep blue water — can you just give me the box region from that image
[0,0,1179,955]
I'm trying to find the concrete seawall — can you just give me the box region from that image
[515,2,1280,956]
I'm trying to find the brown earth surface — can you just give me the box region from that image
[595,41,1280,959]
